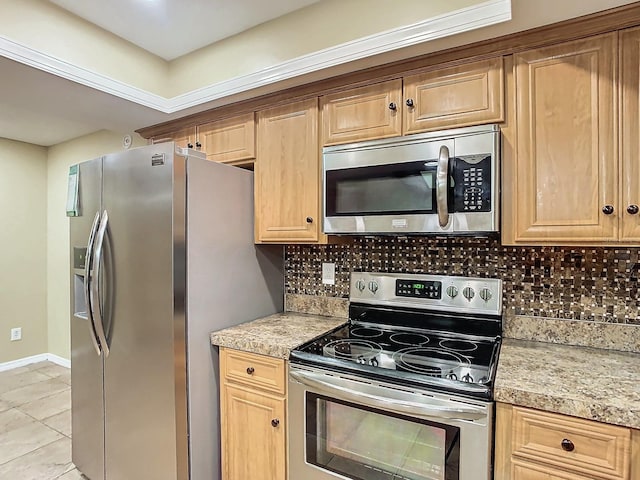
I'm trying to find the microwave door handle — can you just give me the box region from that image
[290,370,485,421]
[436,145,450,228]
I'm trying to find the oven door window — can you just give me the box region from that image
[325,161,438,217]
[306,393,460,480]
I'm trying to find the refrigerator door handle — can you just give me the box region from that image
[91,210,110,357]
[84,211,102,356]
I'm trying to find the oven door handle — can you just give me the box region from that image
[290,370,486,421]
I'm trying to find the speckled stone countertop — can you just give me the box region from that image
[495,339,640,429]
[210,312,346,359]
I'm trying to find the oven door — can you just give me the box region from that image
[289,365,493,480]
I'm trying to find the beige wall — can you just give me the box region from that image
[46,131,146,360]
[0,0,169,96]
[0,139,48,363]
[167,0,481,95]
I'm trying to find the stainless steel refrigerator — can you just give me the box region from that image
[69,143,283,480]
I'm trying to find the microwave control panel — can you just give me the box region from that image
[452,155,492,213]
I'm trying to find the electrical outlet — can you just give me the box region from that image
[322,262,336,285]
[10,327,21,342]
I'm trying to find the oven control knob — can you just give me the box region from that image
[479,288,492,302]
[462,287,475,301]
[368,281,379,294]
[355,279,366,292]
[462,373,474,383]
[445,285,459,298]
[445,372,458,381]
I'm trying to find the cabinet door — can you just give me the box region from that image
[620,27,640,241]
[197,112,255,166]
[508,33,617,243]
[403,57,504,134]
[151,126,196,149]
[221,384,286,480]
[255,98,320,243]
[320,79,402,145]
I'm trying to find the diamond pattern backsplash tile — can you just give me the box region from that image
[285,237,640,325]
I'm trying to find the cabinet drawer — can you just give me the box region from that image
[512,407,630,480]
[220,348,286,395]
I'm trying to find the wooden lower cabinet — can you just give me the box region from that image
[219,348,287,480]
[495,403,636,480]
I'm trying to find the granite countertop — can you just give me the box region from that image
[210,312,346,359]
[495,338,640,429]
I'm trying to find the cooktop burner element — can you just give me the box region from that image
[290,272,503,400]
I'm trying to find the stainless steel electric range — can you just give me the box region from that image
[288,272,503,480]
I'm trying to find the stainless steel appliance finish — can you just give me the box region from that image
[289,364,493,480]
[288,272,502,480]
[322,124,500,235]
[70,143,284,480]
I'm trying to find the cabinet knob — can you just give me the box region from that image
[561,438,575,452]
[195,141,202,149]
[602,205,614,215]
[388,102,397,111]
[627,204,639,215]
[187,143,194,149]
[306,216,314,224]
[271,418,280,428]
[406,98,414,108]
[246,367,255,375]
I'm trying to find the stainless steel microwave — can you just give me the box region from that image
[322,124,500,235]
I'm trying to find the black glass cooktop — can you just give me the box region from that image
[290,315,501,400]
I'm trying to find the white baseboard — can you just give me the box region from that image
[0,353,70,372]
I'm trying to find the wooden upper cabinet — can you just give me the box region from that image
[403,57,504,134]
[196,112,255,166]
[150,126,196,149]
[620,27,640,241]
[255,98,321,243]
[320,79,402,145]
[504,33,617,244]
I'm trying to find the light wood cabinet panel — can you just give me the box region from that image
[219,348,287,480]
[255,98,321,243]
[221,384,286,480]
[320,79,402,145]
[511,407,630,480]
[512,460,595,480]
[197,113,255,166]
[505,33,617,243]
[620,27,640,241]
[495,403,634,480]
[150,126,196,149]
[403,57,504,134]
[220,348,286,395]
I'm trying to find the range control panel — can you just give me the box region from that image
[350,272,503,315]
[396,279,442,299]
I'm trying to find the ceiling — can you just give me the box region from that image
[1,0,638,147]
[48,0,321,60]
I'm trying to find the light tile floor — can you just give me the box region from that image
[0,361,84,479]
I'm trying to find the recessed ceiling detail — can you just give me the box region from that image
[48,0,322,60]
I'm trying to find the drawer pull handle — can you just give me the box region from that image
[246,367,255,375]
[271,418,280,428]
[561,438,575,452]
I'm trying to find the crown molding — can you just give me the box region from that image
[0,0,511,115]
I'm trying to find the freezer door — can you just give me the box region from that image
[70,157,105,480]
[101,143,187,480]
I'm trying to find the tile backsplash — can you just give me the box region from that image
[285,236,640,325]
